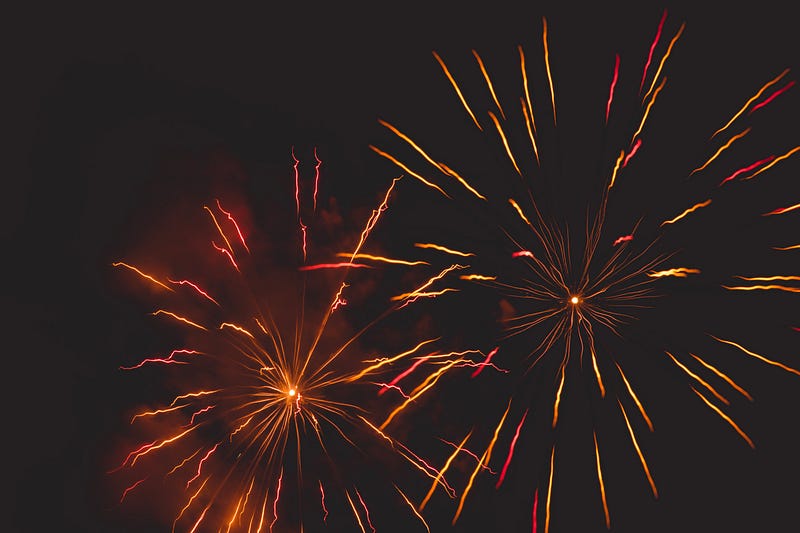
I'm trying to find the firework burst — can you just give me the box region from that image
[105,148,481,532]
[370,10,799,531]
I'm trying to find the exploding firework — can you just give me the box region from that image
[370,10,799,532]
[105,147,499,532]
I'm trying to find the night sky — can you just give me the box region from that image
[9,3,800,532]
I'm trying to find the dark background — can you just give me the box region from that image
[8,2,799,532]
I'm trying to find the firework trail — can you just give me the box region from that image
[107,148,503,532]
[370,10,799,531]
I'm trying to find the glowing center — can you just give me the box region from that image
[288,388,297,397]
[570,296,580,305]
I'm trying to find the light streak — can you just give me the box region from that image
[496,410,529,489]
[763,203,800,216]
[711,68,790,139]
[646,267,701,278]
[743,145,800,181]
[112,262,173,291]
[691,128,751,176]
[659,199,712,226]
[452,400,512,525]
[414,242,474,257]
[433,50,482,131]
[606,54,620,123]
[640,9,667,94]
[337,252,429,266]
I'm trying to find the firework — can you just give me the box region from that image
[107,147,497,532]
[370,10,799,531]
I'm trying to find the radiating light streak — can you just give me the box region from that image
[617,400,658,498]
[167,278,219,305]
[396,486,431,533]
[750,80,795,114]
[519,45,538,137]
[724,284,800,293]
[606,54,620,123]
[646,267,701,278]
[471,346,500,378]
[613,234,634,246]
[520,96,541,164]
[718,156,776,187]
[593,431,611,529]
[660,199,711,226]
[743,145,800,181]
[391,264,467,304]
[369,145,450,198]
[377,120,486,200]
[640,9,668,94]
[496,409,529,489]
[773,243,800,251]
[460,273,497,281]
[615,363,654,431]
[608,150,625,189]
[151,309,207,331]
[270,469,283,533]
[763,203,800,216]
[298,262,372,271]
[215,198,250,253]
[183,405,215,428]
[690,128,751,175]
[419,431,472,511]
[711,68,790,139]
[319,481,329,524]
[623,139,642,167]
[313,147,322,211]
[542,16,556,125]
[121,348,201,371]
[544,446,555,533]
[437,437,496,474]
[665,351,730,405]
[173,476,210,532]
[642,22,684,104]
[691,388,755,448]
[355,489,376,533]
[112,262,173,291]
[710,335,800,376]
[452,400,512,525]
[185,442,220,488]
[489,110,523,176]
[345,490,366,533]
[414,242,474,257]
[690,353,753,401]
[119,477,147,503]
[292,147,301,215]
[473,48,506,119]
[378,353,435,395]
[433,50,483,130]
[336,252,429,266]
[512,250,535,258]
[211,241,239,271]
[631,76,667,144]
[219,322,255,338]
[166,449,202,477]
[552,364,566,428]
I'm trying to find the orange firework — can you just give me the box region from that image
[370,9,799,532]
[106,149,493,532]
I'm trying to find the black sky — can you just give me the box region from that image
[9,2,800,532]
